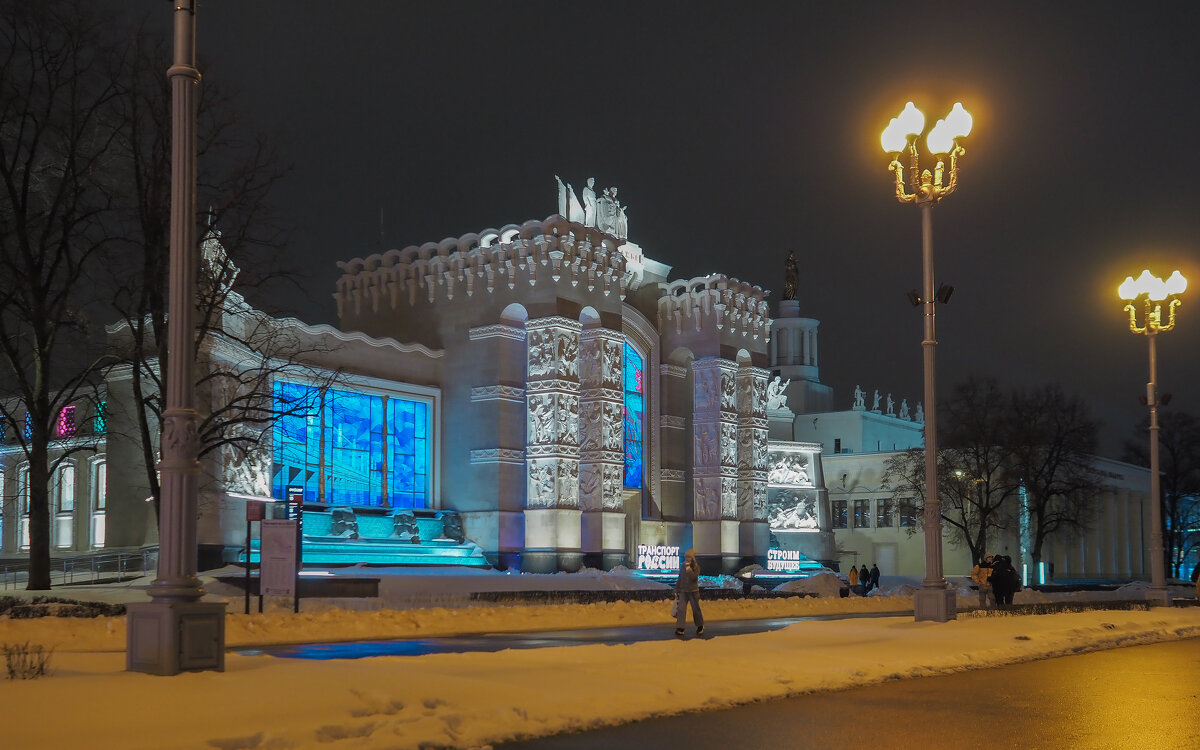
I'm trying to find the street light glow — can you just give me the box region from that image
[881,102,925,153]
[1120,265,1185,607]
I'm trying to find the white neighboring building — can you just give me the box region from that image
[769,286,1155,583]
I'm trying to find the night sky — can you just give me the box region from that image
[169,1,1200,456]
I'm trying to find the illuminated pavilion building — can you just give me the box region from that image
[0,179,1158,584]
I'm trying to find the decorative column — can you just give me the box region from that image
[579,328,625,568]
[126,1,225,675]
[737,365,770,564]
[691,358,738,572]
[524,317,582,572]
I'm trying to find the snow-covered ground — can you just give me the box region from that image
[1,568,1198,750]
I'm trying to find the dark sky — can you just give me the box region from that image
[169,1,1200,456]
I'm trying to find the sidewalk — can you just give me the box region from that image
[1,570,1198,749]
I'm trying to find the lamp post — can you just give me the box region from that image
[881,102,973,622]
[1119,268,1187,607]
[125,0,226,675]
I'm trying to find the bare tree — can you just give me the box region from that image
[1123,410,1200,578]
[107,26,337,521]
[1007,383,1103,569]
[0,0,124,588]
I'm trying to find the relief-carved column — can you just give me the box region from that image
[524,316,582,571]
[691,357,738,569]
[737,365,770,563]
[579,327,624,563]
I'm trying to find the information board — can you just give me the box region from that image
[260,519,297,597]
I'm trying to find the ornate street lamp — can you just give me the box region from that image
[1119,268,1187,607]
[126,0,226,675]
[881,102,973,622]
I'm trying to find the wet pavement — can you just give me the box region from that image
[233,612,903,660]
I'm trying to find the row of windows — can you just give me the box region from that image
[831,498,918,530]
[0,460,108,550]
[0,403,106,443]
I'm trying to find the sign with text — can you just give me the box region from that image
[636,544,680,571]
[767,548,802,572]
[260,519,298,596]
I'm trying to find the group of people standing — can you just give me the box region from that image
[971,553,1021,608]
[848,563,881,595]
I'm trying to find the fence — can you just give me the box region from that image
[0,548,156,590]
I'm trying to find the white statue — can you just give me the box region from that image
[853,385,865,409]
[554,175,584,223]
[886,393,895,416]
[765,376,790,410]
[582,177,597,227]
[899,399,910,420]
[871,389,881,412]
[915,402,925,423]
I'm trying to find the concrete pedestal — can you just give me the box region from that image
[913,587,957,622]
[126,601,226,675]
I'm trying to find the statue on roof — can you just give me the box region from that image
[555,175,585,223]
[783,250,798,301]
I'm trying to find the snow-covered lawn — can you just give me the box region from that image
[1,569,1198,749]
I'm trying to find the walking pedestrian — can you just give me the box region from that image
[869,563,881,591]
[859,564,872,594]
[848,565,859,589]
[674,549,704,637]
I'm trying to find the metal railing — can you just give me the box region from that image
[0,548,156,590]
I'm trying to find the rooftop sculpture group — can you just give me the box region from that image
[556,175,630,239]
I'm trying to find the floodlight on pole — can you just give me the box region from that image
[881,101,973,623]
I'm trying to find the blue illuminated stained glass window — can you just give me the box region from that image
[271,381,430,508]
[623,342,643,489]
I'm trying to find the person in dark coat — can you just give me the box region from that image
[859,565,872,593]
[674,549,704,636]
[990,555,1019,606]
[869,564,881,591]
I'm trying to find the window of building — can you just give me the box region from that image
[17,464,29,549]
[92,459,107,548]
[93,461,107,511]
[853,499,872,529]
[17,464,28,515]
[55,463,75,512]
[57,405,77,438]
[876,498,895,528]
[622,341,644,490]
[831,499,847,529]
[899,498,918,527]
[94,401,107,435]
[271,381,431,508]
[24,412,32,440]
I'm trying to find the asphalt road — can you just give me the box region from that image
[495,639,1200,750]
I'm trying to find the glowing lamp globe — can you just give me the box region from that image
[1165,270,1188,296]
[945,102,973,139]
[926,120,953,155]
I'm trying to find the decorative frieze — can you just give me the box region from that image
[660,363,688,379]
[661,415,686,430]
[470,448,525,465]
[470,385,526,403]
[468,324,526,342]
